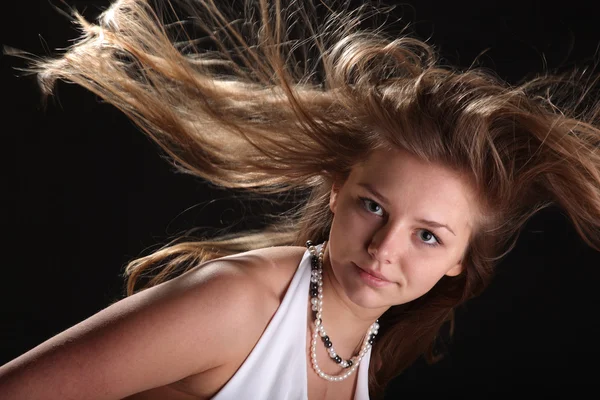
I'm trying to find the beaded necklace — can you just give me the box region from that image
[306,240,380,382]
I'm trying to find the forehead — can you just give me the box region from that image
[349,148,478,230]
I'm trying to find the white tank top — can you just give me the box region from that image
[211,244,372,400]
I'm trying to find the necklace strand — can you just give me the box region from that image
[306,240,379,382]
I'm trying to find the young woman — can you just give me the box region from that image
[2,0,600,399]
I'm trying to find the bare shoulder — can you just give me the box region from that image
[176,244,307,316]
[0,246,305,400]
[157,245,308,398]
[181,244,307,294]
[161,249,302,366]
[213,245,308,300]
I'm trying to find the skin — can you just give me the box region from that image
[0,147,481,400]
[315,147,479,361]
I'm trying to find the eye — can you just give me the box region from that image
[417,229,441,247]
[360,197,384,217]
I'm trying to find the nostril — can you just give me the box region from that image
[368,247,378,258]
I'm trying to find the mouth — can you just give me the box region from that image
[353,263,394,288]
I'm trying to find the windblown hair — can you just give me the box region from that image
[13,0,600,397]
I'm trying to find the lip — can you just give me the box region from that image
[353,263,394,288]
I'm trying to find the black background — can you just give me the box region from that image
[2,0,600,397]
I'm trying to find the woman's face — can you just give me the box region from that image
[327,147,478,312]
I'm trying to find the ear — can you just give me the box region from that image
[329,182,341,214]
[444,260,463,277]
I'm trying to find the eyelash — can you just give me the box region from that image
[358,197,442,247]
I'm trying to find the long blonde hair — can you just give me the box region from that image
[14,0,600,397]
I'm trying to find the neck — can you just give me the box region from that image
[314,246,386,356]
[305,241,382,381]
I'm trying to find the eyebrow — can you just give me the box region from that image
[416,219,456,236]
[357,182,456,236]
[358,182,390,205]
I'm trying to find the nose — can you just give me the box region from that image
[367,223,403,264]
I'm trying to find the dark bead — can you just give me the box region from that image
[334,355,342,363]
[310,290,318,297]
[324,340,332,348]
[346,360,353,368]
[306,240,313,248]
[310,283,318,292]
[368,338,375,345]
[321,335,329,343]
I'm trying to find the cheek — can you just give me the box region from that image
[402,257,453,293]
[331,197,373,239]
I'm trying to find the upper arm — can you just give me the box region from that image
[0,261,267,400]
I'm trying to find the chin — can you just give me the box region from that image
[343,282,391,310]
